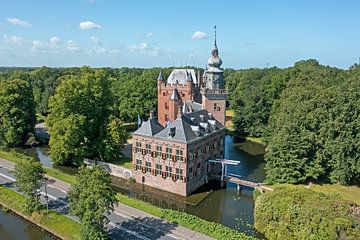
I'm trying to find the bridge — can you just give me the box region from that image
[208,159,273,192]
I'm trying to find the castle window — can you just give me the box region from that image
[214,103,220,111]
[166,166,172,177]
[156,163,162,175]
[189,151,193,161]
[145,143,151,154]
[166,147,172,159]
[135,141,142,152]
[165,114,168,121]
[145,161,151,173]
[165,102,168,110]
[176,168,183,180]
[136,159,142,170]
[156,145,162,157]
[175,149,183,161]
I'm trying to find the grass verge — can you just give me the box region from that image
[2,150,255,239]
[0,150,77,185]
[116,193,255,240]
[0,186,81,240]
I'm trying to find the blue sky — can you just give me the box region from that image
[0,0,359,69]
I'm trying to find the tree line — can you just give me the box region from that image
[226,59,359,185]
[1,61,359,184]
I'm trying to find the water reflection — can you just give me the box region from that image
[12,135,266,237]
[0,209,51,240]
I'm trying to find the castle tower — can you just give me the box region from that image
[201,26,227,125]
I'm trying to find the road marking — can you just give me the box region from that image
[0,172,16,182]
[0,169,178,240]
[108,221,151,240]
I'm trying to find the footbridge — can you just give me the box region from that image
[208,159,273,192]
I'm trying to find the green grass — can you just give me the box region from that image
[0,186,81,240]
[109,155,132,169]
[45,167,77,185]
[160,209,255,240]
[2,149,255,239]
[116,193,162,216]
[116,193,255,240]
[0,150,77,185]
[270,183,360,205]
[310,183,360,205]
[245,137,263,145]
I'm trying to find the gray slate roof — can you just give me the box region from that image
[167,69,198,85]
[134,118,165,136]
[169,88,180,100]
[182,101,202,113]
[154,109,224,143]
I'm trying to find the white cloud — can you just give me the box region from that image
[127,43,160,56]
[3,35,26,45]
[66,40,81,52]
[191,31,208,40]
[6,17,32,27]
[90,36,101,45]
[50,36,60,45]
[79,21,101,29]
[146,32,153,38]
[32,40,49,51]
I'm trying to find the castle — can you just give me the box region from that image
[131,28,227,196]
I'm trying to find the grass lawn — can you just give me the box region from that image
[0,186,81,240]
[110,155,132,169]
[245,136,264,145]
[0,150,77,185]
[310,183,360,205]
[116,193,162,217]
[270,183,360,205]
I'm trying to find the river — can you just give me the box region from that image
[12,135,266,237]
[0,208,52,240]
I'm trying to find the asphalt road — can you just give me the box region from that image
[0,166,178,240]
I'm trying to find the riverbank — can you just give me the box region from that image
[0,186,81,240]
[0,150,255,240]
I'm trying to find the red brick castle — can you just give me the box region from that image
[132,28,227,196]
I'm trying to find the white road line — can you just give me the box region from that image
[0,172,16,181]
[108,221,151,240]
[0,169,177,240]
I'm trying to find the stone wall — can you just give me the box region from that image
[84,158,133,179]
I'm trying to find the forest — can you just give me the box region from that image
[0,59,359,184]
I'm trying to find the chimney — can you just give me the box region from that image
[177,106,183,119]
[199,114,204,122]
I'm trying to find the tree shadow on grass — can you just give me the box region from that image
[108,216,178,240]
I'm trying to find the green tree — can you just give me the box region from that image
[0,79,36,147]
[46,67,128,165]
[254,187,360,240]
[13,160,45,213]
[68,165,116,240]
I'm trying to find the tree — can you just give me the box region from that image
[0,79,36,147]
[68,165,116,240]
[254,187,360,239]
[13,160,45,213]
[46,67,128,165]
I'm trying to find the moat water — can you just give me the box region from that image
[0,208,52,240]
[12,135,266,237]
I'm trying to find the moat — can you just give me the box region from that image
[13,135,266,237]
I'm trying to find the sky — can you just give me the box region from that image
[0,0,360,69]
